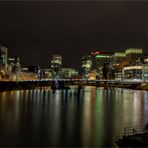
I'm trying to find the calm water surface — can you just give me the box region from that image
[0,86,148,147]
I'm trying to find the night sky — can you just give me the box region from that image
[0,1,148,69]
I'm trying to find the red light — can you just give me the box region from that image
[91,51,101,55]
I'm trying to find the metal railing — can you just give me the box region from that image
[122,125,147,136]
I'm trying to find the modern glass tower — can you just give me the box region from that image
[51,55,62,79]
[0,46,8,75]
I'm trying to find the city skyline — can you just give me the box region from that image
[0,1,148,68]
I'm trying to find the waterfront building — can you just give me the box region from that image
[102,62,115,79]
[28,66,45,79]
[12,67,39,81]
[0,46,8,77]
[61,68,78,79]
[88,70,96,80]
[114,61,128,80]
[8,56,21,73]
[28,65,39,73]
[90,51,114,79]
[140,54,148,63]
[82,55,92,79]
[125,48,143,63]
[51,55,62,79]
[44,68,52,79]
[143,64,148,80]
[142,56,148,79]
[114,52,126,63]
[123,59,143,80]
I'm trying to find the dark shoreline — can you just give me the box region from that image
[0,81,51,91]
[0,81,147,91]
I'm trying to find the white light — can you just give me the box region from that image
[124,66,143,70]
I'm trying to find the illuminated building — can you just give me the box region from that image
[28,66,45,79]
[90,51,114,79]
[44,68,52,79]
[51,55,62,79]
[114,52,126,80]
[144,57,148,63]
[28,65,39,73]
[8,56,21,73]
[125,48,143,63]
[82,55,92,79]
[114,52,126,63]
[61,68,78,79]
[142,56,148,79]
[123,59,143,80]
[102,62,115,79]
[114,62,129,80]
[0,46,8,75]
[88,70,96,80]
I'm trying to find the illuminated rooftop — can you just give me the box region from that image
[125,48,143,54]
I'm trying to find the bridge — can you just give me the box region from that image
[16,78,145,84]
[0,78,147,91]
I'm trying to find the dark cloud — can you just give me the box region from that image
[0,1,148,69]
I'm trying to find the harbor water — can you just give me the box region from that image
[0,86,148,147]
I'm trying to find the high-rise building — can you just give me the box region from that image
[0,46,8,74]
[125,48,143,63]
[123,59,143,80]
[44,68,52,79]
[8,56,21,73]
[90,51,114,79]
[51,55,62,79]
[114,52,126,63]
[114,52,126,80]
[141,55,148,79]
[82,55,92,79]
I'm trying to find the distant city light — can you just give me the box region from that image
[96,55,110,58]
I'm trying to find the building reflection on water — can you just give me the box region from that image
[0,86,148,147]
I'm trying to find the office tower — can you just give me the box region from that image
[61,68,78,79]
[114,52,126,63]
[114,52,126,80]
[142,55,148,79]
[82,55,92,79]
[51,55,62,79]
[8,56,21,73]
[125,48,143,63]
[28,65,45,79]
[91,51,113,79]
[0,46,8,74]
[44,68,52,79]
[123,59,143,80]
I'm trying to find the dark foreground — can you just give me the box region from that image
[116,125,148,147]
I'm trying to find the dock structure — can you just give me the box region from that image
[116,125,148,147]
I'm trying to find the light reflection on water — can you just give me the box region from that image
[0,86,148,147]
